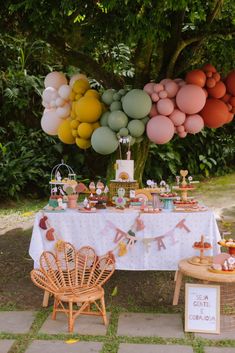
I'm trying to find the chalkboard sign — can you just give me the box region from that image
[185,283,220,334]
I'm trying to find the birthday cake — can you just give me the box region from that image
[115,159,134,181]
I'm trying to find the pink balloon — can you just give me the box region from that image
[144,82,155,95]
[157,98,174,116]
[42,87,58,103]
[159,90,168,99]
[160,78,171,85]
[171,98,176,107]
[146,115,175,144]
[151,92,159,102]
[176,84,206,114]
[153,83,164,93]
[174,78,183,83]
[177,125,185,133]
[41,109,62,135]
[149,104,158,117]
[169,109,186,126]
[165,81,179,98]
[56,103,71,118]
[178,131,187,138]
[184,114,204,134]
[178,80,186,86]
[44,72,67,89]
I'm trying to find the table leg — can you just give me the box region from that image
[174,270,178,282]
[173,271,183,306]
[42,290,50,307]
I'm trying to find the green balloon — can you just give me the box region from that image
[129,136,136,146]
[91,127,119,155]
[127,119,145,137]
[119,127,129,137]
[113,92,121,101]
[118,89,127,96]
[100,111,110,126]
[135,136,144,143]
[122,89,152,119]
[101,89,116,105]
[108,110,128,131]
[110,101,122,111]
[142,116,150,125]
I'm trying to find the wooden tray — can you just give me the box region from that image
[208,267,235,274]
[188,256,213,266]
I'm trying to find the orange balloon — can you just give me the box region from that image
[221,93,231,103]
[229,96,235,107]
[206,71,213,78]
[226,112,234,124]
[203,64,217,73]
[200,98,229,128]
[226,71,235,96]
[185,70,206,87]
[213,72,220,82]
[207,81,226,99]
[231,107,235,114]
[206,78,216,88]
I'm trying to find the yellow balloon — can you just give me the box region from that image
[69,91,76,101]
[72,79,90,94]
[75,93,83,100]
[72,129,78,137]
[58,119,75,144]
[75,97,102,123]
[70,120,80,129]
[75,137,91,149]
[77,122,93,139]
[85,89,100,99]
[92,121,100,130]
[70,111,76,119]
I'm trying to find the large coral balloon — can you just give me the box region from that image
[146,115,175,144]
[44,72,67,89]
[207,81,226,99]
[185,69,206,87]
[176,84,206,114]
[226,71,235,96]
[200,98,229,128]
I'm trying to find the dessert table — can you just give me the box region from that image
[29,208,221,271]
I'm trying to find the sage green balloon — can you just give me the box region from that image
[142,116,150,125]
[119,127,129,137]
[129,136,136,146]
[110,101,122,111]
[100,111,110,126]
[122,89,152,119]
[127,119,145,137]
[108,110,128,131]
[101,89,116,105]
[91,127,119,155]
[135,136,144,143]
[113,92,121,101]
[118,88,127,96]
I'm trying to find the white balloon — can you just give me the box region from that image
[42,87,58,103]
[58,84,71,100]
[55,97,66,107]
[69,73,88,87]
[49,100,57,108]
[41,109,62,135]
[56,103,71,118]
[42,100,50,108]
[44,71,67,89]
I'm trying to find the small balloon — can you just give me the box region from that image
[44,72,67,89]
[169,109,186,126]
[153,83,164,93]
[184,114,204,134]
[164,80,179,98]
[157,98,174,116]
[143,82,155,95]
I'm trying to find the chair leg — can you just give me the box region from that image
[52,298,58,320]
[100,295,108,326]
[68,301,74,333]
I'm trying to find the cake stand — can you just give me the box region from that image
[159,195,178,211]
[188,235,212,266]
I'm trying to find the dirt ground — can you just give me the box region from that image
[0,174,234,311]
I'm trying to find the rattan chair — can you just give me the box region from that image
[31,242,115,332]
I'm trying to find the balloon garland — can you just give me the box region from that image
[40,65,234,155]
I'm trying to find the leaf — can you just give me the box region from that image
[111,286,118,297]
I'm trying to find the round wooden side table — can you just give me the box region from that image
[173,258,235,306]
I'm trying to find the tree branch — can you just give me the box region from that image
[206,0,224,25]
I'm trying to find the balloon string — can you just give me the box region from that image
[119,141,122,160]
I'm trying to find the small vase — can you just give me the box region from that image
[68,194,78,209]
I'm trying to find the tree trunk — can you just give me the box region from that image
[106,138,150,187]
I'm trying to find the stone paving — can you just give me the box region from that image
[0,311,235,353]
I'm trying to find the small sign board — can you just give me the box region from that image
[185,283,220,334]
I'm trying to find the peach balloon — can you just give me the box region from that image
[159,90,168,99]
[153,83,164,93]
[169,109,186,126]
[58,84,72,100]
[56,103,71,119]
[200,98,229,128]
[151,92,159,102]
[177,125,185,133]
[185,69,206,87]
[42,87,58,103]
[146,115,175,144]
[226,71,235,96]
[157,98,174,116]
[165,81,179,98]
[184,114,204,134]
[44,72,67,89]
[144,82,155,95]
[160,78,171,85]
[149,104,158,117]
[41,109,61,135]
[207,81,226,99]
[55,97,66,107]
[176,84,206,114]
[178,131,187,138]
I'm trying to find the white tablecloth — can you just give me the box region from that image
[29,209,221,271]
